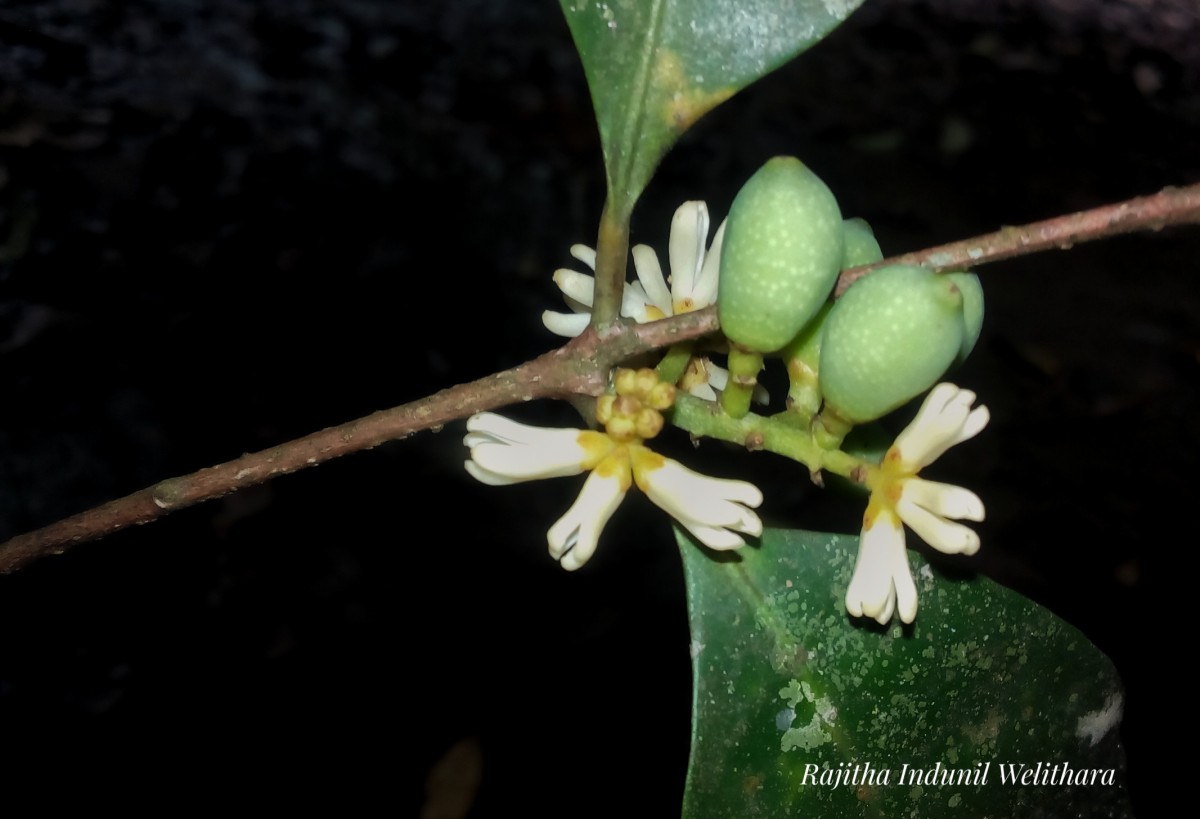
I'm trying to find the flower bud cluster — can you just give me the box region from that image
[597,368,676,442]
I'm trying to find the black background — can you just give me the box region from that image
[0,0,1196,815]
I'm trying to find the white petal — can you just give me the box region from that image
[961,405,989,440]
[552,268,597,306]
[569,244,596,269]
[690,217,725,310]
[636,454,763,521]
[913,405,990,468]
[668,201,709,304]
[547,469,628,570]
[891,541,919,623]
[463,414,589,483]
[891,383,967,465]
[683,524,751,551]
[686,382,718,402]
[876,585,898,625]
[631,244,673,316]
[465,412,563,446]
[620,280,657,323]
[705,361,728,391]
[846,513,905,622]
[896,498,981,555]
[542,310,591,337]
[892,383,989,470]
[470,441,588,482]
[900,478,985,522]
[464,461,522,486]
[634,451,762,549]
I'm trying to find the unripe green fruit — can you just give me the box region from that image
[841,218,884,269]
[946,271,984,363]
[718,157,844,353]
[820,264,966,423]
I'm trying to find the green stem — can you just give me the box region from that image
[656,342,694,386]
[591,198,632,329]
[813,406,855,452]
[720,347,763,419]
[671,395,868,481]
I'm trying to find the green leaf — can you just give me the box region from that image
[559,0,867,211]
[677,527,1132,818]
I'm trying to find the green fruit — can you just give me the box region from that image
[718,157,844,354]
[841,218,884,269]
[820,264,966,423]
[947,271,984,363]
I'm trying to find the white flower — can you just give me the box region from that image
[845,383,988,624]
[542,200,724,337]
[463,412,762,570]
[542,201,765,404]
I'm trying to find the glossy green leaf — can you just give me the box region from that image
[559,0,867,211]
[678,527,1132,818]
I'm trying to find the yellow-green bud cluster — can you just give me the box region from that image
[597,368,677,442]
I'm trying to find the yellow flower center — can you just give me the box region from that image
[577,429,617,471]
[593,445,634,491]
[628,443,666,492]
[864,445,915,523]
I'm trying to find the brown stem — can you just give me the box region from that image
[835,181,1200,295]
[0,314,713,573]
[2,183,1196,572]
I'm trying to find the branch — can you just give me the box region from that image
[0,317,705,573]
[2,183,1196,572]
[835,181,1200,295]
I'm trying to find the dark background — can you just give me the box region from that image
[0,0,1195,814]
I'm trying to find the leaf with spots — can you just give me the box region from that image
[558,0,867,213]
[678,527,1132,818]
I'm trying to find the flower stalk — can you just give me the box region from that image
[670,394,867,482]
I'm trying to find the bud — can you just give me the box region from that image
[606,415,637,443]
[646,382,677,411]
[614,368,639,396]
[634,408,665,440]
[633,367,660,398]
[595,394,616,425]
